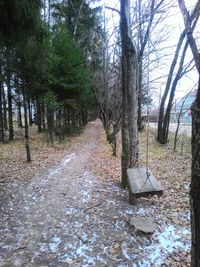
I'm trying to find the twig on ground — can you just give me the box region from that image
[83,202,103,212]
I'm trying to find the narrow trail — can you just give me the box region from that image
[0,121,190,267]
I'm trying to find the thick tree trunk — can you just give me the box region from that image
[177,2,200,265]
[0,82,4,143]
[120,0,138,187]
[22,83,31,162]
[6,57,14,140]
[191,79,200,266]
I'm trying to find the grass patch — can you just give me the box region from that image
[151,145,165,158]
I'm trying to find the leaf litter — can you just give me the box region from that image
[0,120,191,266]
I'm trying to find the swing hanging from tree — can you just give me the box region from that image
[127,121,163,204]
[127,43,163,204]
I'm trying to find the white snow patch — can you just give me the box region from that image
[138,225,190,266]
[44,153,76,181]
[135,208,147,216]
[49,236,61,253]
[39,243,48,252]
[76,243,92,256]
[47,168,60,179]
[122,242,131,260]
[80,171,94,203]
[63,153,75,165]
[106,200,115,205]
[63,242,76,252]
[64,207,77,215]
[113,219,126,229]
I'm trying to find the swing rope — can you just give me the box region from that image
[138,40,154,193]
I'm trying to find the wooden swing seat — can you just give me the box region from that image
[127,166,163,204]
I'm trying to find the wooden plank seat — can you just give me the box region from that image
[127,166,163,205]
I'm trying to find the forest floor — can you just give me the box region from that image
[0,120,191,267]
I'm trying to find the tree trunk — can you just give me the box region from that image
[137,60,143,131]
[67,108,70,124]
[157,31,185,144]
[120,0,138,187]
[47,108,54,147]
[17,100,23,128]
[22,83,31,162]
[57,109,62,128]
[28,98,32,126]
[191,79,200,266]
[63,106,67,126]
[0,81,4,143]
[162,41,189,144]
[2,84,7,131]
[177,2,200,265]
[41,103,46,131]
[85,109,88,124]
[6,56,14,140]
[36,98,42,133]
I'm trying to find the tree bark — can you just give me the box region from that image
[17,100,23,128]
[162,41,189,143]
[67,108,70,124]
[0,81,4,143]
[47,107,54,147]
[22,82,31,162]
[177,1,200,265]
[120,0,138,187]
[28,98,32,126]
[2,84,7,131]
[36,98,42,133]
[191,79,200,266]
[157,31,185,143]
[41,103,46,131]
[6,56,14,140]
[157,2,199,144]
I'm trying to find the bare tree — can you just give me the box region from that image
[120,0,138,187]
[132,0,176,131]
[157,4,199,144]
[178,0,200,266]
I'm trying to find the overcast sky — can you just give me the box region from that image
[92,0,199,106]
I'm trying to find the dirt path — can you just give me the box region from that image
[0,121,190,267]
